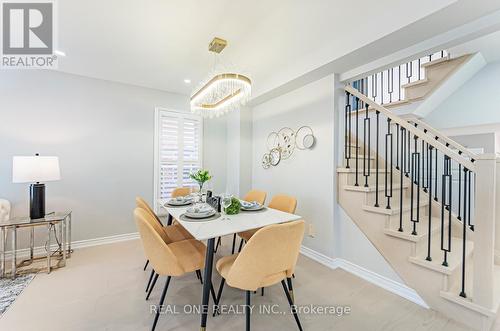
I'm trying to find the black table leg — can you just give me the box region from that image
[166,214,173,226]
[200,238,215,330]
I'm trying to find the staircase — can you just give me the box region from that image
[338,54,500,330]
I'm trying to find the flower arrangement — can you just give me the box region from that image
[189,169,212,191]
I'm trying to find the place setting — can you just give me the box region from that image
[163,195,193,208]
[239,200,266,212]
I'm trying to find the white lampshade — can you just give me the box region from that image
[12,156,61,183]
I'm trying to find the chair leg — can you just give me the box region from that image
[213,278,226,316]
[146,269,155,292]
[214,237,222,253]
[196,270,203,284]
[286,277,295,303]
[238,239,245,252]
[281,280,303,331]
[151,276,171,331]
[246,290,251,331]
[231,234,237,254]
[146,273,159,300]
[143,259,149,271]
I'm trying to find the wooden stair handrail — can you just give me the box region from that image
[406,117,478,161]
[345,85,476,171]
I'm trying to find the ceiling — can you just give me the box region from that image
[56,0,460,97]
[451,30,500,63]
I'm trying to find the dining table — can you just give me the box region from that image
[159,198,302,331]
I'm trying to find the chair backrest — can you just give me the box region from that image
[172,187,192,198]
[134,208,185,276]
[268,194,297,214]
[226,220,305,290]
[243,190,267,205]
[135,197,162,224]
[135,197,171,244]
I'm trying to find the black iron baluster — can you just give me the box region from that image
[363,103,371,187]
[426,146,433,261]
[398,65,402,101]
[374,111,380,207]
[441,156,452,267]
[381,71,384,104]
[388,69,393,103]
[398,126,405,232]
[355,97,359,186]
[385,118,393,209]
[406,128,411,177]
[421,140,428,193]
[434,141,438,201]
[457,163,462,220]
[459,168,468,298]
[411,135,420,235]
[396,124,400,170]
[418,58,421,80]
[406,61,412,83]
[345,92,351,168]
[468,171,473,231]
[372,74,377,102]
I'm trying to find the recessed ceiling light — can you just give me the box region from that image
[184,79,191,84]
[54,50,66,57]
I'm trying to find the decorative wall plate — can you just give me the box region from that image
[295,126,315,150]
[262,153,271,169]
[262,125,315,169]
[270,148,281,166]
[277,127,295,160]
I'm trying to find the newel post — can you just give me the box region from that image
[473,154,497,309]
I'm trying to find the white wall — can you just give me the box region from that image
[425,62,500,128]
[252,75,335,256]
[0,70,226,244]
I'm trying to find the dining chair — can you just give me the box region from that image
[214,220,305,331]
[171,187,192,198]
[135,197,198,295]
[237,194,296,250]
[228,190,267,254]
[134,208,217,331]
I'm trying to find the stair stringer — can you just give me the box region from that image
[338,173,495,331]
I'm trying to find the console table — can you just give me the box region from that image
[0,211,72,278]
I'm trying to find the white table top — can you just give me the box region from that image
[159,200,302,241]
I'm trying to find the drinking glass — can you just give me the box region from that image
[221,193,233,220]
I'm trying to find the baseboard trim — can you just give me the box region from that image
[300,246,429,309]
[6,232,140,259]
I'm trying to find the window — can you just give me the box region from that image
[154,108,203,211]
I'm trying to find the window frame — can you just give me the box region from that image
[153,107,203,213]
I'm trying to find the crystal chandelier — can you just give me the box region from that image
[190,38,252,118]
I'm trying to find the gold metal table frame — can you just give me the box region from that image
[0,212,72,279]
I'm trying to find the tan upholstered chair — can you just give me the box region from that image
[214,220,305,331]
[237,194,297,244]
[243,189,267,205]
[134,208,215,331]
[226,190,267,254]
[135,197,198,295]
[136,197,193,242]
[171,187,192,198]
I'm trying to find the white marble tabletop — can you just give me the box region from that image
[159,199,302,241]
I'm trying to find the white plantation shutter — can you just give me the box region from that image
[154,109,202,208]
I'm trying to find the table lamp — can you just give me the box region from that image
[12,154,61,219]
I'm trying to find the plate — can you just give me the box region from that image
[241,205,265,211]
[165,199,191,207]
[184,210,216,219]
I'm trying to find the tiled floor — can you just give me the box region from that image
[0,238,473,330]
